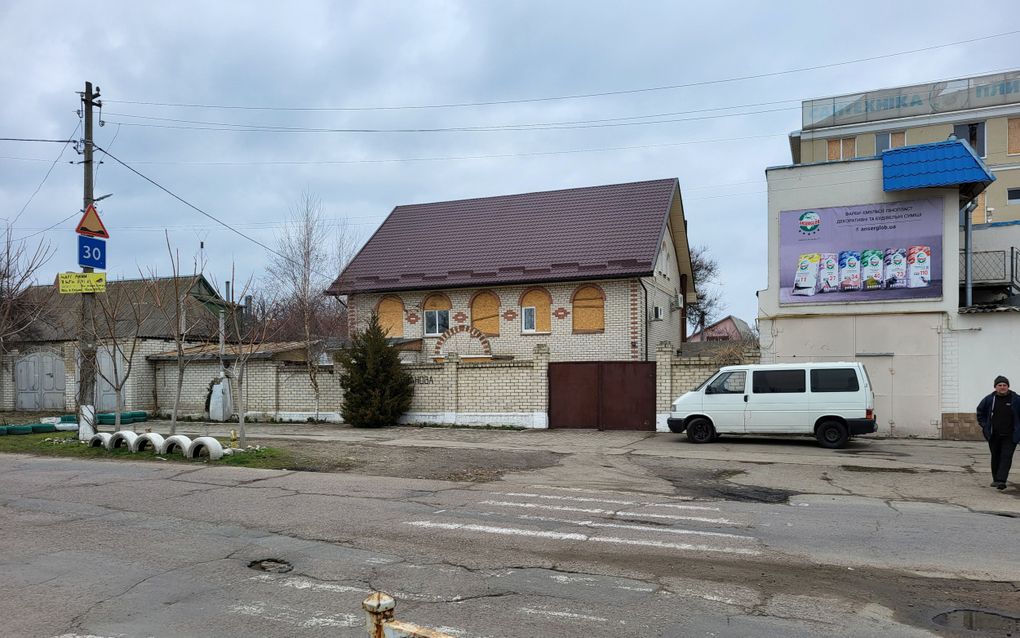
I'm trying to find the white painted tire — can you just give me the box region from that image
[108,431,138,451]
[187,436,224,461]
[160,435,192,456]
[131,432,165,453]
[87,433,112,448]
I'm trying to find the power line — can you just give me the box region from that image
[102,104,797,135]
[102,30,1020,112]
[10,121,81,225]
[0,137,77,143]
[92,144,337,281]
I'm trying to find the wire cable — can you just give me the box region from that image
[9,121,81,225]
[102,30,1020,112]
[0,137,77,143]
[92,144,338,281]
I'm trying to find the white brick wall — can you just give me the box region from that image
[350,276,682,364]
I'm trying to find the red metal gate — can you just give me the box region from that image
[548,362,655,431]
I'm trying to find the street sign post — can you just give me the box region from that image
[75,202,110,238]
[78,235,106,270]
[59,272,107,294]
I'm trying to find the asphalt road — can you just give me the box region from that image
[1,446,1019,638]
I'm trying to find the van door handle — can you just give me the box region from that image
[744,395,748,402]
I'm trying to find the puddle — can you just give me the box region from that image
[248,558,293,573]
[932,609,1020,633]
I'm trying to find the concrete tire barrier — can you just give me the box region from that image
[108,431,138,450]
[88,433,112,448]
[159,435,192,456]
[187,436,224,461]
[131,433,165,453]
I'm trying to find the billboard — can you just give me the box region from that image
[779,199,942,305]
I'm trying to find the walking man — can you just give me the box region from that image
[976,375,1020,490]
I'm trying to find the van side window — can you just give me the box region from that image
[707,371,746,394]
[752,370,806,393]
[810,368,859,392]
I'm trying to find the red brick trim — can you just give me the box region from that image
[433,325,493,355]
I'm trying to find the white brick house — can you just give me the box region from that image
[328,179,699,364]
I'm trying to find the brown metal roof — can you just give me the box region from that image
[327,178,680,295]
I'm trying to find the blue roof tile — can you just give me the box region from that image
[882,140,995,192]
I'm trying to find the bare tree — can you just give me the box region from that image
[145,232,208,434]
[267,192,356,421]
[0,225,53,354]
[90,281,153,429]
[223,272,279,447]
[687,245,724,334]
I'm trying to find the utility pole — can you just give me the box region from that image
[78,81,100,437]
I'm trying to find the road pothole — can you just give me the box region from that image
[840,465,916,474]
[932,609,1020,633]
[248,558,293,573]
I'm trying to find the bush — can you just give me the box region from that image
[337,314,413,427]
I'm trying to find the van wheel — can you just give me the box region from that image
[816,420,849,449]
[686,418,715,444]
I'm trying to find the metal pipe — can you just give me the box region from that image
[963,199,977,307]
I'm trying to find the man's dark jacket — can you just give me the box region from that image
[976,389,1020,443]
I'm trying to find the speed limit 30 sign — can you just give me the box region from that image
[78,235,106,270]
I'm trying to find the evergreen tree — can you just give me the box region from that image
[337,313,413,427]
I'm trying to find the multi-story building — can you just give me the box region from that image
[790,70,1020,223]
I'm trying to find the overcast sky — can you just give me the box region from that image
[3,1,1019,328]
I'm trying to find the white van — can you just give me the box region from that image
[667,362,876,449]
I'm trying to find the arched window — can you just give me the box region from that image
[519,288,551,333]
[572,285,605,333]
[376,296,404,337]
[470,291,500,336]
[422,293,452,336]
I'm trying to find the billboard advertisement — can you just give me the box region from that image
[779,198,943,305]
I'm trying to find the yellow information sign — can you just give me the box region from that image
[58,272,107,293]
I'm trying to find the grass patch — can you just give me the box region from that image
[0,432,298,470]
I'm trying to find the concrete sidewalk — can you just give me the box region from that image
[162,420,985,472]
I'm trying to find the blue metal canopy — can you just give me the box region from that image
[882,139,995,197]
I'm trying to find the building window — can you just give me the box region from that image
[470,290,500,336]
[519,288,551,333]
[376,295,404,337]
[522,306,536,332]
[827,137,856,161]
[1008,188,1020,205]
[953,121,985,157]
[422,294,451,336]
[1008,118,1020,155]
[571,285,605,333]
[875,131,905,154]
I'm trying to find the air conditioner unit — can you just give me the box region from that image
[669,293,683,312]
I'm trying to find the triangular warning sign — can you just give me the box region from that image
[75,203,109,238]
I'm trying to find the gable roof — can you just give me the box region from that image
[18,275,227,343]
[882,139,995,201]
[328,178,684,295]
[689,315,754,341]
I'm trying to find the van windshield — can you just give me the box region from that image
[694,370,721,391]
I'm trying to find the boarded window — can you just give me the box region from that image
[891,131,905,148]
[876,132,906,154]
[376,296,404,337]
[572,285,604,333]
[827,137,856,160]
[1009,118,1020,155]
[827,139,840,161]
[841,137,856,160]
[470,291,500,336]
[520,288,551,333]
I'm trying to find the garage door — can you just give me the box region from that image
[548,362,655,430]
[15,351,66,410]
